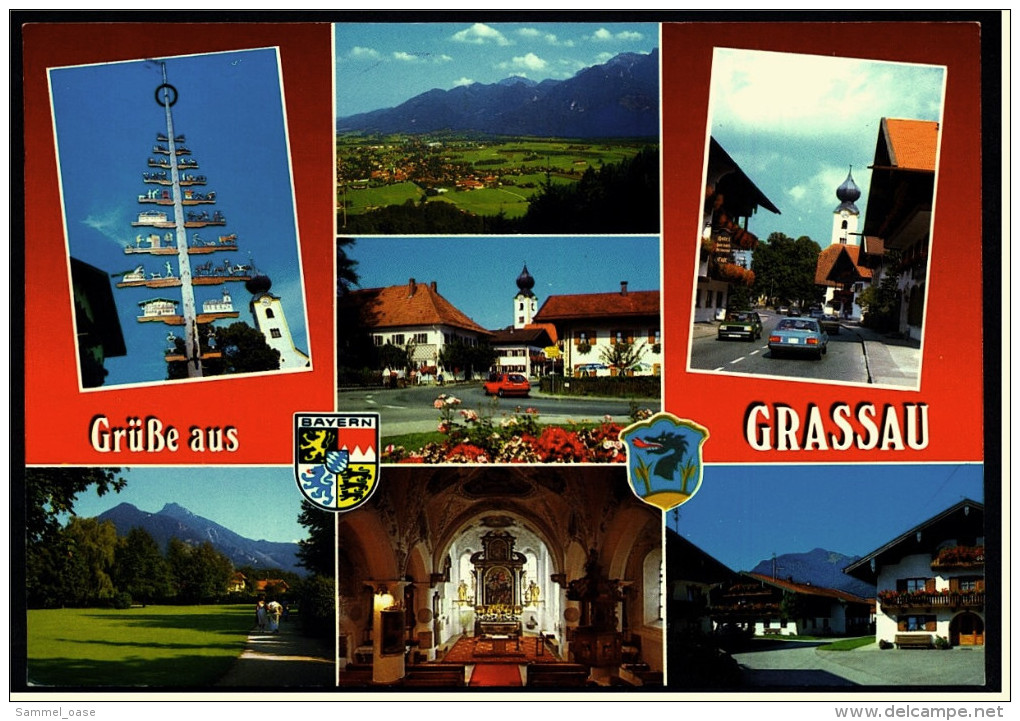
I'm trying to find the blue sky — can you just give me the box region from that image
[347,235,660,330]
[70,467,309,544]
[667,463,984,573]
[707,48,945,249]
[49,48,309,388]
[335,22,659,117]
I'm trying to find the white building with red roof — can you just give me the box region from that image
[844,499,985,648]
[861,118,940,341]
[343,277,492,376]
[533,281,661,377]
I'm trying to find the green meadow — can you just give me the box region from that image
[337,134,651,219]
[26,604,252,687]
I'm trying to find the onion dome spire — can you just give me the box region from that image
[834,166,861,213]
[516,264,536,297]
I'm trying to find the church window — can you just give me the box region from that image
[841,220,848,230]
[270,328,282,339]
[265,308,275,319]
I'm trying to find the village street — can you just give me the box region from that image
[688,313,921,388]
[337,382,660,438]
[731,639,985,688]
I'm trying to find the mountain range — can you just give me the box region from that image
[337,49,659,138]
[749,548,876,599]
[97,502,303,576]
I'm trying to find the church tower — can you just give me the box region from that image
[832,167,861,246]
[245,272,310,369]
[513,264,537,329]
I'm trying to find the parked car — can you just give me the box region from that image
[483,372,531,397]
[575,363,610,377]
[768,318,828,359]
[808,305,825,319]
[787,305,803,317]
[717,310,763,342]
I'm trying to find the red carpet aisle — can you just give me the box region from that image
[469,664,523,687]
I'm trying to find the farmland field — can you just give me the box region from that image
[26,604,251,687]
[337,133,654,220]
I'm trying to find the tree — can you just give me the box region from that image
[439,340,496,381]
[26,467,126,545]
[167,539,233,603]
[296,501,334,578]
[62,517,119,605]
[113,528,174,604]
[751,232,823,308]
[599,340,648,376]
[857,251,903,331]
[378,341,416,374]
[167,322,280,380]
[336,236,361,297]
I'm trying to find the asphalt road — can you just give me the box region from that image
[337,381,660,437]
[689,312,870,384]
[731,638,986,688]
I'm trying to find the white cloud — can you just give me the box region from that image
[453,77,475,87]
[710,48,944,138]
[82,208,125,246]
[592,28,614,41]
[452,23,511,46]
[349,46,380,60]
[499,53,548,73]
[436,54,453,63]
[616,31,644,41]
[517,28,541,38]
[392,51,418,63]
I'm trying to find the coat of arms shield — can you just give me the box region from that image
[294,413,380,512]
[620,412,709,511]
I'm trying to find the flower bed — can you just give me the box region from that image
[381,395,632,464]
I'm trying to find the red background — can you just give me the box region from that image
[661,22,984,463]
[23,23,335,464]
[22,22,985,465]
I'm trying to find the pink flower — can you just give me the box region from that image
[433,399,445,409]
[438,422,451,433]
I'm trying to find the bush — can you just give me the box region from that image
[298,575,335,639]
[112,591,133,609]
[935,635,951,650]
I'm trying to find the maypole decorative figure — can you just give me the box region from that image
[116,61,246,375]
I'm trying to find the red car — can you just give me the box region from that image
[483,372,531,398]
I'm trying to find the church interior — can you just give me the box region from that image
[337,466,663,688]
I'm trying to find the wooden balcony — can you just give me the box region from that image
[879,592,984,610]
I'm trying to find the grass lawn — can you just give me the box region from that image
[819,636,877,652]
[429,187,531,218]
[342,181,422,213]
[27,604,252,687]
